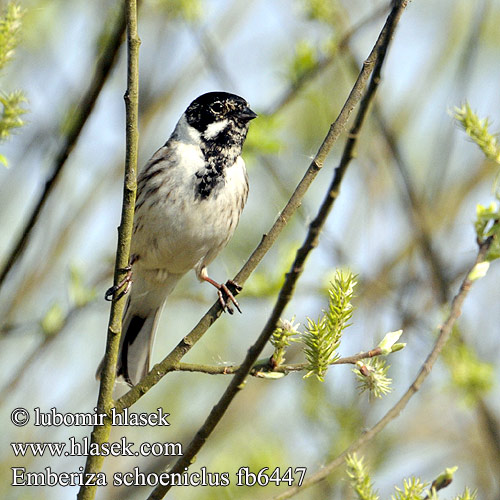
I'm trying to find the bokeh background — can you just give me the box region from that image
[1,0,500,499]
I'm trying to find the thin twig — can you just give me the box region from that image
[158,347,383,376]
[76,2,140,499]
[145,3,408,499]
[0,3,130,291]
[269,238,494,500]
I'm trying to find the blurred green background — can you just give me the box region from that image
[1,0,499,498]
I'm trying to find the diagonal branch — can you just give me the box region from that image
[145,3,409,499]
[0,3,130,291]
[269,237,494,500]
[76,2,140,499]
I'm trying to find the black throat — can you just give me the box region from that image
[194,123,248,200]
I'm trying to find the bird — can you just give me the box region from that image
[98,91,257,386]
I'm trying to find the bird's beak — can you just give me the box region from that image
[238,106,258,122]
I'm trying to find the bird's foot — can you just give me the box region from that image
[219,280,243,315]
[104,255,138,301]
[203,275,243,314]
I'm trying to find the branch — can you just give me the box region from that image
[145,3,408,499]
[269,237,494,500]
[156,347,384,376]
[76,2,140,499]
[0,3,128,291]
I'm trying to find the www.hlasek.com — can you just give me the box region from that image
[10,407,307,488]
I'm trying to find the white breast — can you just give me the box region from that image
[131,140,248,280]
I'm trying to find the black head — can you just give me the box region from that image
[185,91,257,133]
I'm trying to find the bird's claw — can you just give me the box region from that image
[216,289,233,314]
[105,278,132,302]
[104,285,118,301]
[226,279,243,293]
[105,266,134,302]
[218,280,242,314]
[200,273,243,314]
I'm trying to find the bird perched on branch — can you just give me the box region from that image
[99,91,257,386]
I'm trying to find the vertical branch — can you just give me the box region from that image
[76,2,140,499]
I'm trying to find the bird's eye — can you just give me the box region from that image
[210,102,223,113]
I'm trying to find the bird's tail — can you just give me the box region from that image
[97,271,181,386]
